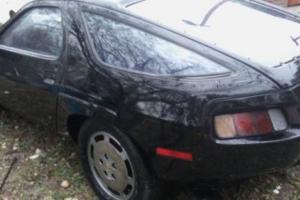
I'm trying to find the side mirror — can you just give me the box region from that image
[9,10,16,19]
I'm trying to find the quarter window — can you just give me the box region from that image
[84,12,229,76]
[0,8,63,57]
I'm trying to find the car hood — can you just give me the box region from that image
[128,0,300,87]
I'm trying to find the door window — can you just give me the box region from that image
[0,7,63,57]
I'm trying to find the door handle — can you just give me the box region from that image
[43,78,55,85]
[43,69,57,85]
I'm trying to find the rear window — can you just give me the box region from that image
[83,12,229,76]
[127,0,300,68]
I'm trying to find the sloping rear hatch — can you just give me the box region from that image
[127,0,300,88]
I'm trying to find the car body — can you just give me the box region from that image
[1,0,300,198]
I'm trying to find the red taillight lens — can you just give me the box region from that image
[234,113,256,136]
[215,109,286,139]
[254,111,273,134]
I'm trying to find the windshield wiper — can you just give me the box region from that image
[201,0,230,26]
[291,35,300,46]
[121,0,146,7]
[183,0,230,27]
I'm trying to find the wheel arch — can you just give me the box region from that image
[66,106,117,143]
[66,109,160,181]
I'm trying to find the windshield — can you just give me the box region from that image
[128,0,300,68]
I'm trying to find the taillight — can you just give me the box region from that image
[214,109,287,139]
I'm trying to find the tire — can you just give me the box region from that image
[78,118,161,200]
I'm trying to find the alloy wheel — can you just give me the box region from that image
[88,131,136,200]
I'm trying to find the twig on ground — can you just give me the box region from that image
[0,157,18,192]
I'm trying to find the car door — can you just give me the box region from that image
[0,6,65,128]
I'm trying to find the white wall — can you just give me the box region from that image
[0,0,32,24]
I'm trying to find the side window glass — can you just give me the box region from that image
[83,12,229,76]
[0,8,63,57]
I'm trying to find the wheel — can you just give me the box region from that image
[78,119,161,200]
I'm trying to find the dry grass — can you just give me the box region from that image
[0,112,96,199]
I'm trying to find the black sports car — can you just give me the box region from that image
[0,0,300,199]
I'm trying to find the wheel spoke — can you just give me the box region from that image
[91,137,97,147]
[120,193,130,200]
[104,134,110,142]
[127,176,134,186]
[118,151,128,161]
[92,158,104,176]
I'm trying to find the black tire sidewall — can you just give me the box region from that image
[78,119,156,200]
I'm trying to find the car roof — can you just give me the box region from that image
[31,0,133,7]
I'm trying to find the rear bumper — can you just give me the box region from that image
[155,129,300,182]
